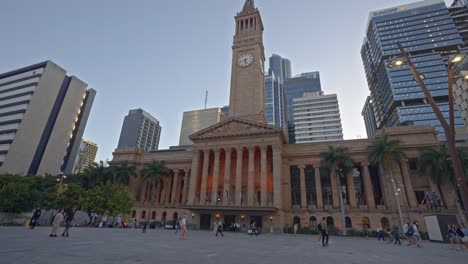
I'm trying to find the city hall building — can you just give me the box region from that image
[112,0,459,232]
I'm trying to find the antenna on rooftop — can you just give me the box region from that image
[205,90,208,109]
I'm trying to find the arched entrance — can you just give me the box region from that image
[173,212,178,220]
[131,210,136,218]
[381,217,389,228]
[141,211,146,219]
[361,217,370,229]
[309,216,317,227]
[326,216,334,228]
[345,216,352,228]
[293,216,300,226]
[151,211,156,220]
[161,212,167,223]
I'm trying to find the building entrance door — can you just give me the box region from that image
[250,216,263,232]
[223,215,236,231]
[200,214,211,230]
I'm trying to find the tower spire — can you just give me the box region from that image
[242,0,255,13]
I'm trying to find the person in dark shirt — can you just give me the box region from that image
[30,207,42,229]
[62,205,77,237]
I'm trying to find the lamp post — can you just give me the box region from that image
[388,42,468,220]
[56,172,67,207]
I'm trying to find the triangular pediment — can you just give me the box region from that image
[189,117,285,142]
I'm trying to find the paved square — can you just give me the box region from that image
[0,227,467,264]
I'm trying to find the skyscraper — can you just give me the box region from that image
[269,54,292,84]
[362,0,464,139]
[361,96,378,138]
[73,139,98,174]
[0,60,96,175]
[179,107,222,146]
[264,72,287,128]
[293,92,343,143]
[117,109,161,151]
[284,72,322,143]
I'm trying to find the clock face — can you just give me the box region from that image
[238,53,254,67]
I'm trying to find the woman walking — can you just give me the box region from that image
[49,209,64,238]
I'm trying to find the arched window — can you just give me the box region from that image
[326,216,334,227]
[293,216,300,226]
[381,217,389,228]
[345,216,352,228]
[131,210,136,218]
[309,216,317,227]
[173,212,178,220]
[361,217,370,229]
[151,211,156,220]
[141,210,146,219]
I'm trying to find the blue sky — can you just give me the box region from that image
[0,0,453,162]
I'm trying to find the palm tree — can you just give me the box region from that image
[141,160,169,222]
[368,132,406,229]
[110,161,136,188]
[320,146,354,235]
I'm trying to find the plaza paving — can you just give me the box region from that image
[0,227,467,264]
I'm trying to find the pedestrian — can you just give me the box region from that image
[377,226,384,241]
[61,205,77,237]
[317,221,323,242]
[293,223,299,235]
[403,222,412,245]
[30,207,42,229]
[392,225,401,245]
[49,209,64,237]
[142,219,148,233]
[116,215,122,228]
[250,221,258,237]
[216,219,224,237]
[180,214,187,240]
[363,225,369,240]
[412,222,421,247]
[101,215,108,228]
[175,217,182,234]
[320,217,329,247]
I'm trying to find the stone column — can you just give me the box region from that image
[314,165,323,208]
[362,163,375,209]
[273,145,282,208]
[346,170,357,208]
[165,174,173,205]
[223,148,232,206]
[155,179,162,205]
[330,169,340,208]
[260,146,267,206]
[182,169,190,205]
[299,165,307,208]
[235,147,243,206]
[211,149,221,205]
[188,150,200,205]
[170,170,179,205]
[401,160,417,208]
[247,146,255,206]
[200,150,210,205]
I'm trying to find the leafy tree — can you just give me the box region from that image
[141,160,169,219]
[80,183,134,215]
[320,146,354,235]
[368,132,406,228]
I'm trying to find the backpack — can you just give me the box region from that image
[407,226,414,235]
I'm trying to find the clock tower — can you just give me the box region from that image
[228,0,266,123]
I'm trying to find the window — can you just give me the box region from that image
[309,216,317,227]
[409,159,418,171]
[415,190,425,204]
[345,216,352,229]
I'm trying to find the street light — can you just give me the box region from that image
[388,41,468,221]
[56,173,67,207]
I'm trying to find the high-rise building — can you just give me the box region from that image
[265,72,287,128]
[0,61,96,175]
[179,108,222,146]
[362,0,465,140]
[73,139,98,174]
[361,96,378,138]
[284,72,322,143]
[269,54,292,84]
[293,92,343,143]
[117,109,161,151]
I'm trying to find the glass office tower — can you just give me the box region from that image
[362,0,464,139]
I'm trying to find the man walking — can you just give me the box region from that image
[142,219,148,233]
[62,205,77,237]
[320,217,329,247]
[215,219,224,237]
[180,214,187,240]
[392,225,401,245]
[250,221,258,237]
[30,207,42,229]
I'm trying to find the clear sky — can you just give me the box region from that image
[0,0,453,162]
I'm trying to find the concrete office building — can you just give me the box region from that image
[179,108,222,146]
[73,139,98,174]
[117,109,161,152]
[293,92,343,143]
[361,96,378,138]
[0,61,96,175]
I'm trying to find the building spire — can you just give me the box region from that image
[242,0,255,13]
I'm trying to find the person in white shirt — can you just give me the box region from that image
[180,215,187,240]
[412,222,421,247]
